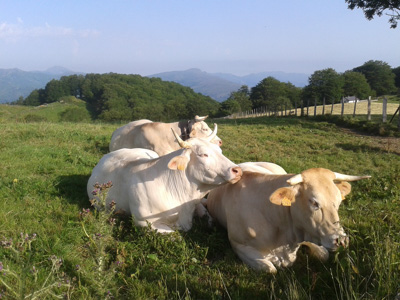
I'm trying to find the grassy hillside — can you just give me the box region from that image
[0,106,399,299]
[0,97,91,123]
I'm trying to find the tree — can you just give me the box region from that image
[303,68,343,104]
[345,0,400,28]
[250,77,286,110]
[342,71,373,99]
[353,60,396,95]
[218,99,241,116]
[227,85,252,112]
[392,66,400,89]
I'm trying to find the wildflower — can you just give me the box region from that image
[13,178,18,184]
[109,200,116,209]
[75,264,80,271]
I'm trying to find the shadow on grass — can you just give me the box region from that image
[55,174,91,208]
[336,142,400,156]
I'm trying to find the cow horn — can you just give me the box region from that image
[171,128,191,148]
[195,115,208,122]
[287,174,303,186]
[333,172,371,182]
[206,123,218,142]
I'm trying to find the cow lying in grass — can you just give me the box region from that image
[88,125,241,233]
[204,168,370,272]
[109,115,222,155]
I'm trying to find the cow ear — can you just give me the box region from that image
[168,155,190,171]
[335,181,352,200]
[189,129,197,137]
[269,187,295,206]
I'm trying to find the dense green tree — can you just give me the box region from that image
[20,73,220,122]
[342,71,373,99]
[218,99,241,116]
[250,77,287,110]
[226,85,252,112]
[303,68,343,104]
[345,0,400,28]
[353,60,396,96]
[44,79,69,103]
[284,82,302,106]
[392,66,400,89]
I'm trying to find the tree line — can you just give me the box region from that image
[221,60,400,116]
[15,73,220,122]
[15,60,399,121]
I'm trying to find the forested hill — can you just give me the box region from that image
[17,73,221,122]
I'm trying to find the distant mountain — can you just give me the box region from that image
[149,68,310,102]
[148,68,242,102]
[212,71,310,88]
[0,67,80,103]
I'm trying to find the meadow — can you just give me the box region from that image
[0,104,399,299]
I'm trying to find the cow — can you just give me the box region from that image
[238,162,287,175]
[88,124,242,233]
[204,168,370,273]
[109,115,222,155]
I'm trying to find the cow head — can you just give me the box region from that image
[188,115,223,147]
[168,124,241,185]
[270,168,370,251]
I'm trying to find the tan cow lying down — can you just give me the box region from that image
[109,115,222,155]
[88,125,242,233]
[205,168,370,273]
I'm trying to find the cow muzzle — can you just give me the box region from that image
[334,234,349,248]
[228,166,242,184]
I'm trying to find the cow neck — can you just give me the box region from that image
[177,120,191,141]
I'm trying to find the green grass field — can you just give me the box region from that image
[0,104,399,299]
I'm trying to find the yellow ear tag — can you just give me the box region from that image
[282,197,291,206]
[341,195,346,200]
[177,164,186,171]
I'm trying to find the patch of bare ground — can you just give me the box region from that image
[339,127,400,155]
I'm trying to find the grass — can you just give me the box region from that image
[0,105,399,299]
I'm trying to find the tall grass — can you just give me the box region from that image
[0,108,399,299]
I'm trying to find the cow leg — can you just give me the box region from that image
[176,201,197,232]
[229,240,277,273]
[151,221,176,234]
[194,202,213,227]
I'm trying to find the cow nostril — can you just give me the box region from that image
[218,140,223,147]
[232,167,242,176]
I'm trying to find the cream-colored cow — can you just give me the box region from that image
[89,125,241,234]
[109,115,222,155]
[205,168,370,272]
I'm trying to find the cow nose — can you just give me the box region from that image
[218,140,223,147]
[335,235,349,248]
[229,166,242,183]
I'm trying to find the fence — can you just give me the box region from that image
[224,97,400,130]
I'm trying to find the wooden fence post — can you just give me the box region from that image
[353,97,358,117]
[382,97,387,123]
[331,98,334,115]
[301,101,304,117]
[314,98,317,117]
[295,101,297,116]
[307,99,310,116]
[322,97,325,115]
[367,96,371,121]
[341,97,344,117]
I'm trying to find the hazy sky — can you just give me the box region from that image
[1,0,399,76]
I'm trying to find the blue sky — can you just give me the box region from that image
[1,0,399,76]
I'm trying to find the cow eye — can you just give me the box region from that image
[199,153,208,158]
[309,198,320,210]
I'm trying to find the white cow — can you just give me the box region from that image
[109,115,222,155]
[205,168,370,273]
[88,125,242,233]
